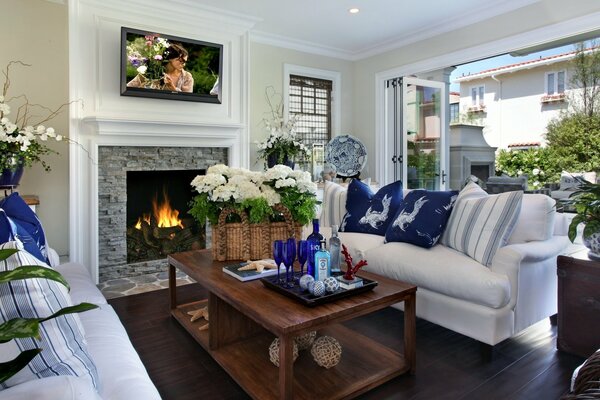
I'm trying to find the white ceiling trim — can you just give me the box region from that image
[250,30,356,60]
[250,0,540,61]
[356,0,541,60]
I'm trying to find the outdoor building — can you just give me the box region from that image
[454,48,597,150]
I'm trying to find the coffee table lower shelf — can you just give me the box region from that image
[172,301,409,400]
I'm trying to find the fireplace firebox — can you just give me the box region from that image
[126,170,205,263]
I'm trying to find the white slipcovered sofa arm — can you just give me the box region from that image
[495,235,571,265]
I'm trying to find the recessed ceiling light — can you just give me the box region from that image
[349,7,360,14]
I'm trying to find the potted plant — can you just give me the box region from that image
[255,87,310,169]
[0,61,79,188]
[567,179,600,258]
[0,247,97,383]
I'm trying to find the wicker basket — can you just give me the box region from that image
[212,204,303,261]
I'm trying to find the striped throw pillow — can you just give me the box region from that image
[0,241,99,391]
[441,188,523,267]
[320,181,348,228]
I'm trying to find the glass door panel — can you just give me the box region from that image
[403,78,445,190]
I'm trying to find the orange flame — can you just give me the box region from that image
[152,188,183,229]
[134,188,183,230]
[134,214,151,230]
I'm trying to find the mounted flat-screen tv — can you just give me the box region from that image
[120,27,222,103]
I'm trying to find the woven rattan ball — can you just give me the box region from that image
[269,338,299,367]
[294,331,317,351]
[311,336,342,369]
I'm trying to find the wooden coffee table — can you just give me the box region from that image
[168,250,416,400]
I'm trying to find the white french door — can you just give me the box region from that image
[385,77,447,190]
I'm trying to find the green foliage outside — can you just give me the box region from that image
[0,248,98,383]
[545,113,600,173]
[496,44,600,186]
[495,147,560,189]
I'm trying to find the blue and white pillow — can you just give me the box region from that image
[339,179,403,236]
[0,241,99,391]
[441,184,523,266]
[385,190,458,248]
[0,193,49,264]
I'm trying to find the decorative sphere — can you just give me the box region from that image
[323,276,340,293]
[299,274,315,291]
[308,280,326,297]
[268,337,299,367]
[311,336,342,369]
[294,331,317,350]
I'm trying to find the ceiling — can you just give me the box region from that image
[195,0,540,60]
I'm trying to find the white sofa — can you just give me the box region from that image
[318,182,571,348]
[0,255,161,400]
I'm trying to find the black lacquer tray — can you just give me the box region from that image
[260,273,378,307]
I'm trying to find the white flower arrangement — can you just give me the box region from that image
[0,61,81,173]
[190,164,318,226]
[256,87,310,167]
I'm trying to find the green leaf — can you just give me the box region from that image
[0,249,19,262]
[0,318,40,343]
[0,349,42,383]
[0,266,70,290]
[568,214,585,243]
[0,303,98,343]
[40,303,99,323]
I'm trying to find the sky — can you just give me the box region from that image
[449,43,577,92]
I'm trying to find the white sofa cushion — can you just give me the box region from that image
[0,241,99,391]
[338,231,385,261]
[79,304,161,400]
[320,181,348,228]
[508,194,556,244]
[363,242,511,309]
[0,375,102,400]
[442,183,523,267]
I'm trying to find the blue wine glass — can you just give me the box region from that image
[273,240,284,284]
[284,238,297,287]
[297,240,308,277]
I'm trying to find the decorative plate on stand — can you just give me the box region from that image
[325,134,367,177]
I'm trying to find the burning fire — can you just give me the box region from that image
[135,188,183,230]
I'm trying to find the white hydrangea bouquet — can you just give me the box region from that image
[256,87,310,167]
[189,164,318,226]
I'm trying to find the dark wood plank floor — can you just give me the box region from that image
[108,284,585,400]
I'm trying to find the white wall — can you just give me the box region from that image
[1,0,70,255]
[248,42,354,171]
[458,61,571,149]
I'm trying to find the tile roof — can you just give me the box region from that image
[455,47,598,82]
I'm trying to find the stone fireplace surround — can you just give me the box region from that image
[97,146,227,282]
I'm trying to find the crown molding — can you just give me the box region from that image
[250,30,355,60]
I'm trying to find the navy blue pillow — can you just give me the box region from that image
[0,193,48,263]
[385,189,458,248]
[339,179,404,236]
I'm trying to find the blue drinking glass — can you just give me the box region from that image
[297,240,308,277]
[284,238,297,287]
[273,240,284,284]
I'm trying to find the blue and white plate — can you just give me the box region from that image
[325,134,367,177]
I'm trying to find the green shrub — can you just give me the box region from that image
[495,147,560,189]
[545,113,600,173]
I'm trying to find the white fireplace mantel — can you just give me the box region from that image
[68,0,254,281]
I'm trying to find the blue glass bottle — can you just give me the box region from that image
[314,239,330,281]
[306,219,324,277]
